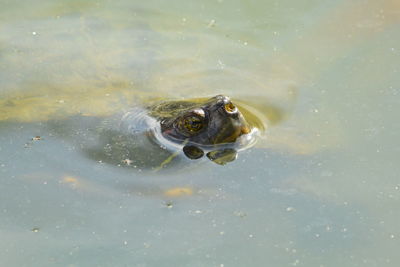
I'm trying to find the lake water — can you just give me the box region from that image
[1,0,399,266]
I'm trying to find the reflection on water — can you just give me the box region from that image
[1,0,400,266]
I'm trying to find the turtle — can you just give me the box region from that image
[120,94,255,164]
[44,94,268,171]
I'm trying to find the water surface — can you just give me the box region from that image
[1,0,399,266]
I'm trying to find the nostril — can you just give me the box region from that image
[214,95,230,104]
[215,94,228,100]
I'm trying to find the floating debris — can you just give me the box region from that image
[32,136,42,141]
[233,210,247,218]
[207,19,216,28]
[122,159,133,166]
[24,135,43,148]
[164,201,173,209]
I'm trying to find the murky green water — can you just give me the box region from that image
[1,0,399,266]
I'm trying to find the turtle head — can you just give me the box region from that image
[160,95,251,146]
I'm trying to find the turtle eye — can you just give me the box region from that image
[181,115,204,133]
[224,102,238,114]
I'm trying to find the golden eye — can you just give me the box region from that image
[224,102,237,113]
[183,116,203,133]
